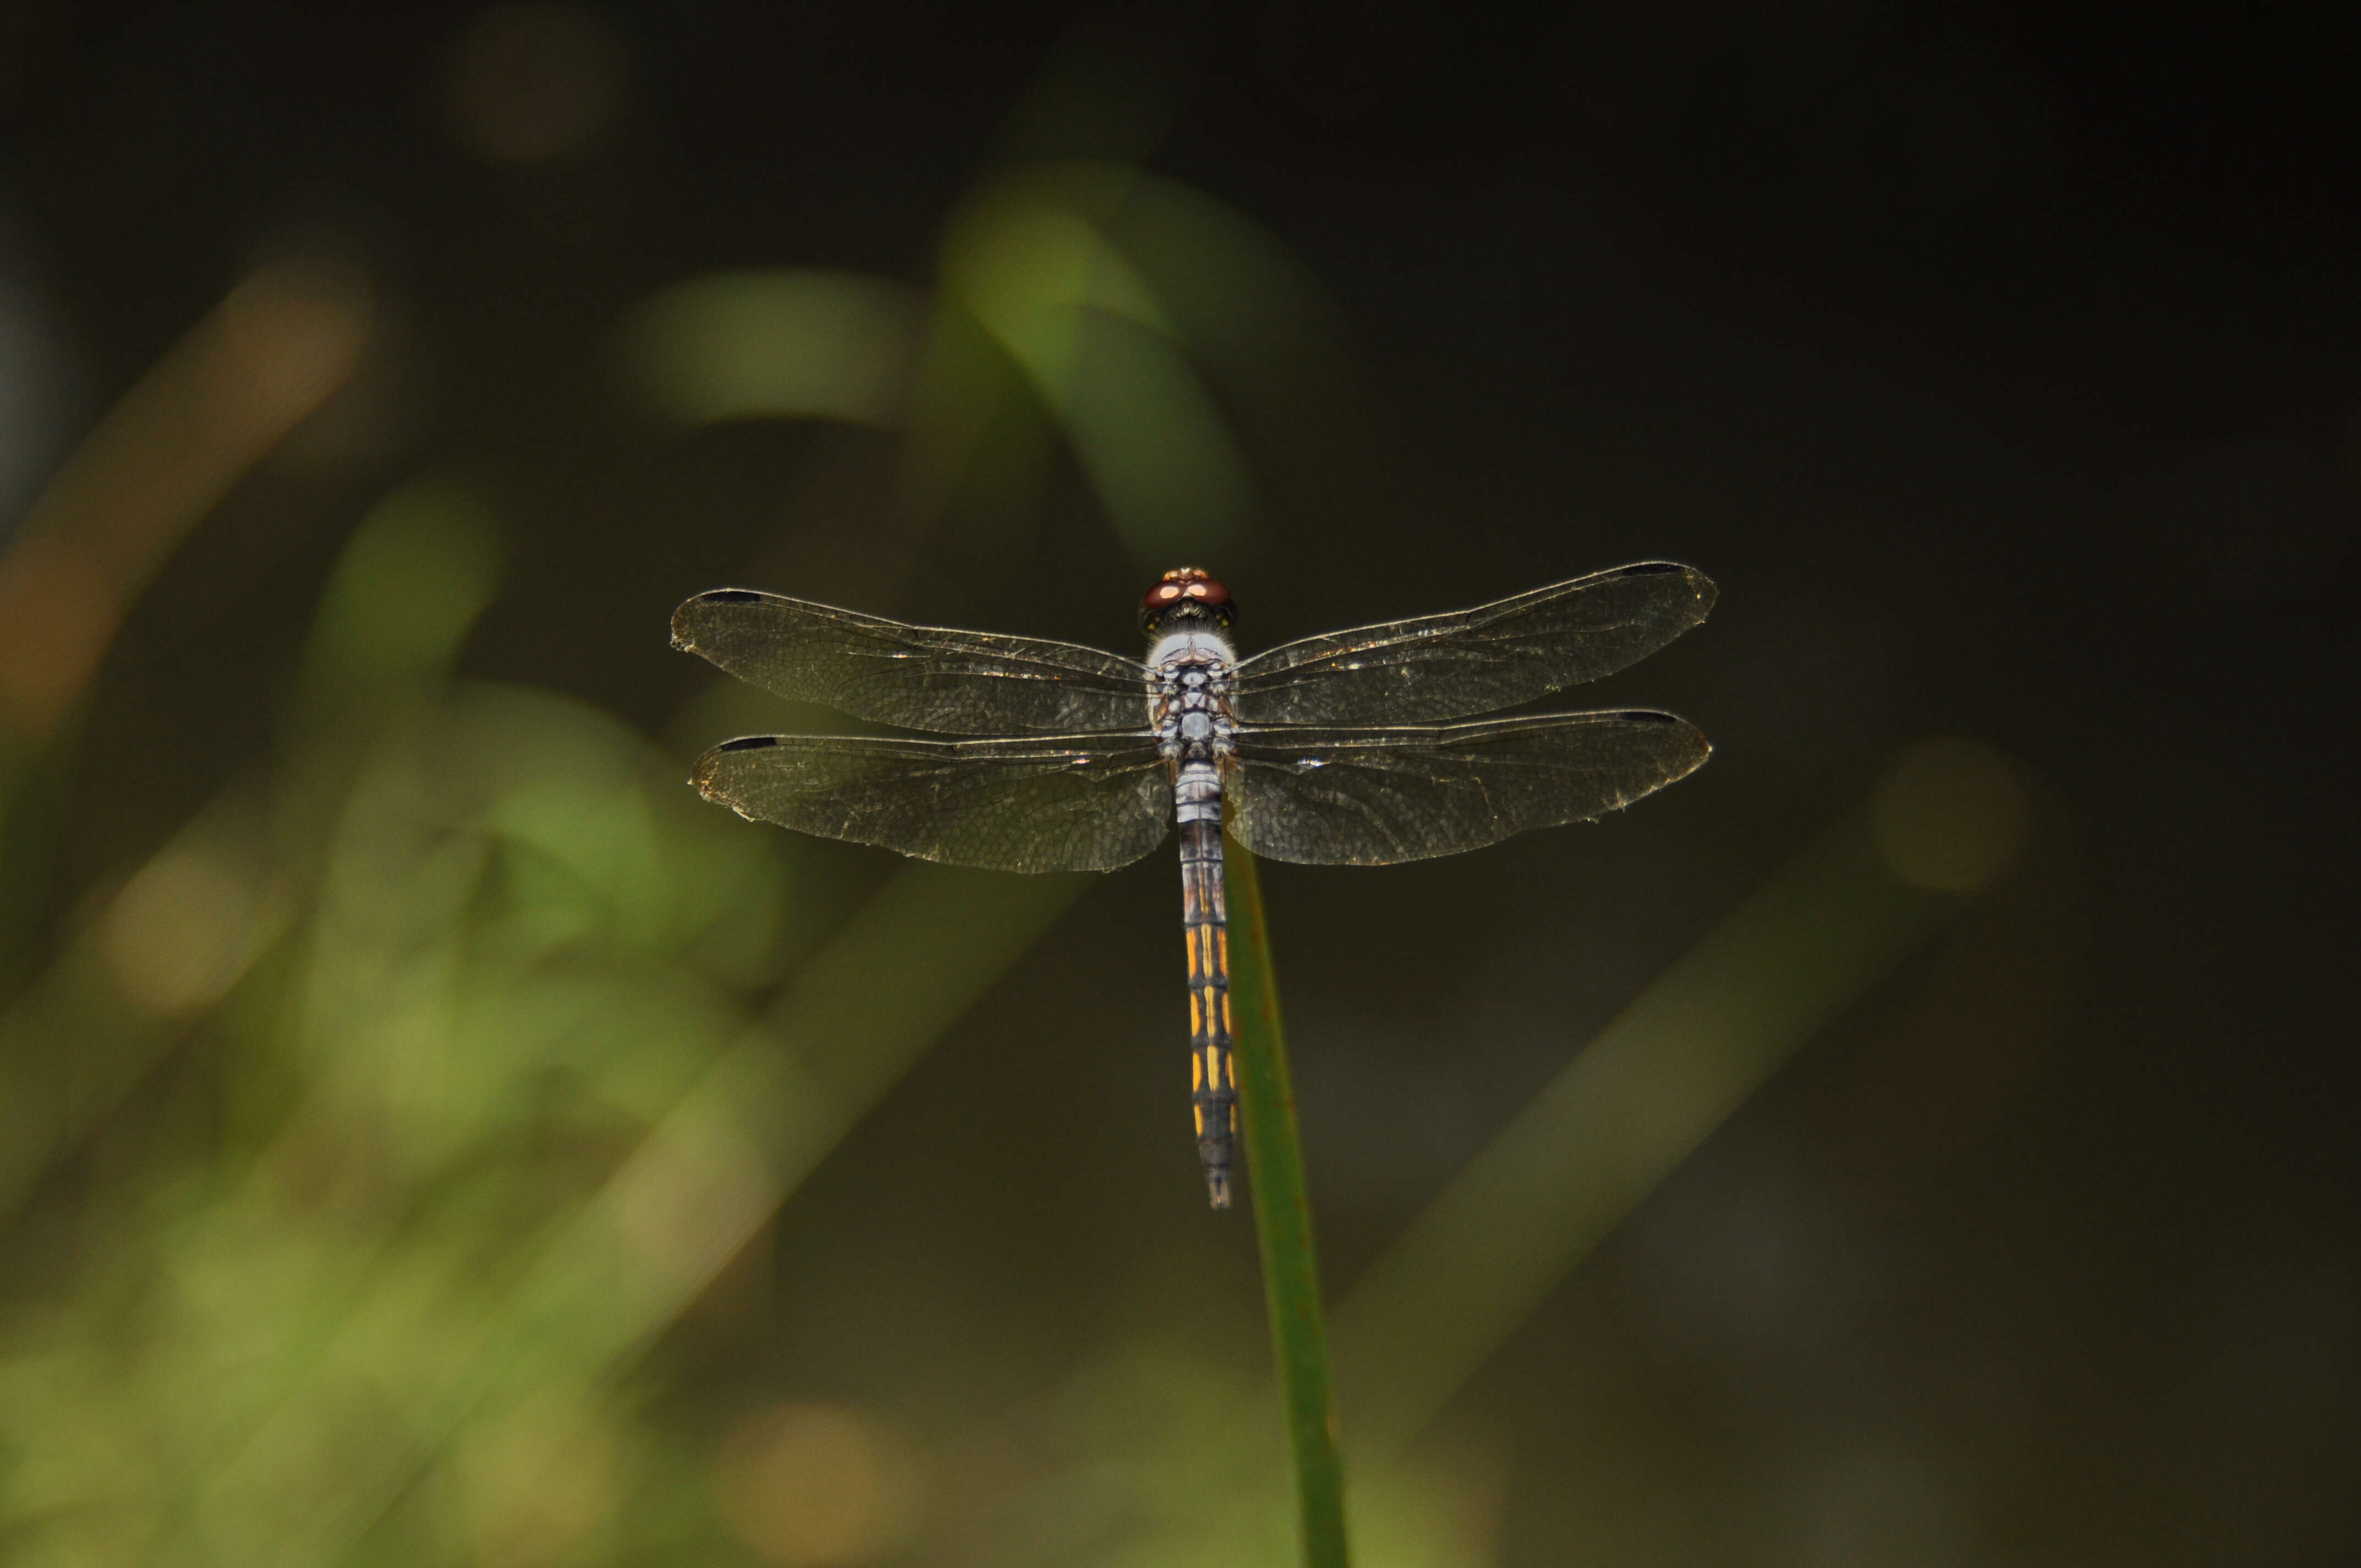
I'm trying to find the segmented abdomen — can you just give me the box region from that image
[1178,803,1235,1208]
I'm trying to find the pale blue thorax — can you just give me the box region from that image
[1149,628,1239,825]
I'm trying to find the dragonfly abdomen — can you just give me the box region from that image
[1176,762,1236,1208]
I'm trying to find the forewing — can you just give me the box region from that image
[673,589,1150,735]
[1232,562,1715,725]
[692,733,1171,873]
[1225,711,1710,865]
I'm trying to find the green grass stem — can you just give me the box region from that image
[1225,841,1350,1568]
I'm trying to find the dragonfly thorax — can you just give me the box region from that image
[1152,636,1237,769]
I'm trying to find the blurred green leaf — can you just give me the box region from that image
[298,477,503,714]
[620,270,926,428]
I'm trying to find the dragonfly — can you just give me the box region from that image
[672,562,1716,1208]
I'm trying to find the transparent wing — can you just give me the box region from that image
[1232,562,1716,726]
[691,732,1171,873]
[673,589,1150,735]
[1225,711,1710,865]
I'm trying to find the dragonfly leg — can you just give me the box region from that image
[1178,794,1236,1208]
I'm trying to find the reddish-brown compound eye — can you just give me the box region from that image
[1140,567,1235,630]
[1139,579,1185,629]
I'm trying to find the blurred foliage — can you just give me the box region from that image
[0,442,2021,1567]
[4,5,2355,1568]
[0,71,1507,1559]
[2,485,784,1563]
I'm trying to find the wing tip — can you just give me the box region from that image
[689,734,785,798]
[670,587,771,650]
[1613,558,1718,617]
[1614,708,1713,779]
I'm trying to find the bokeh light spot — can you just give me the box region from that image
[103,845,269,1016]
[711,1402,924,1565]
[445,4,628,165]
[1872,737,2029,892]
[454,1385,621,1568]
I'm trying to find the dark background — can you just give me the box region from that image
[2,4,2355,1565]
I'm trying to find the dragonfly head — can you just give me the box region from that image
[1140,567,1235,636]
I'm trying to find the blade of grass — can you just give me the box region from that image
[1225,840,1350,1568]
